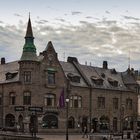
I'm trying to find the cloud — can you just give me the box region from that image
[35,19,48,25]
[14,13,23,17]
[55,18,66,22]
[71,11,82,15]
[122,15,140,21]
[105,11,110,14]
[0,18,140,71]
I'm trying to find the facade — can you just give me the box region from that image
[0,17,139,133]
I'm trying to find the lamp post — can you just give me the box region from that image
[66,98,69,140]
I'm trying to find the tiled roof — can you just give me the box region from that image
[60,61,88,87]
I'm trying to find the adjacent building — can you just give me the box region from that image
[0,17,139,133]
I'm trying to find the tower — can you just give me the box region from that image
[19,16,39,84]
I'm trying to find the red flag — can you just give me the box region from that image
[58,88,65,108]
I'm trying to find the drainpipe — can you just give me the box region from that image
[2,84,4,128]
[89,85,92,131]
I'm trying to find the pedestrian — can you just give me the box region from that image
[82,126,88,138]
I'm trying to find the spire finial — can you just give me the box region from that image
[25,14,33,38]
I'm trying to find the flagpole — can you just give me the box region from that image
[66,98,69,140]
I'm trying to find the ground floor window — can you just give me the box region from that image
[123,116,133,130]
[5,114,15,127]
[42,114,58,129]
[99,116,109,131]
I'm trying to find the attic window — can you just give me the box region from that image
[91,76,103,85]
[101,73,105,78]
[67,73,80,83]
[5,72,18,80]
[108,78,118,87]
[111,69,117,74]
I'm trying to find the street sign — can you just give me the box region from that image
[15,106,25,111]
[28,107,43,112]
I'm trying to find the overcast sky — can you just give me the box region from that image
[0,0,140,71]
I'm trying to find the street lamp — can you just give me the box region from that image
[66,98,69,140]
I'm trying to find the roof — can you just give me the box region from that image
[122,70,138,85]
[78,64,127,90]
[0,61,19,84]
[60,61,88,87]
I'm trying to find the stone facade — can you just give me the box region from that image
[0,17,139,133]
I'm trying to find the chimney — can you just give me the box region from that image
[1,57,5,64]
[103,61,108,69]
[67,57,78,63]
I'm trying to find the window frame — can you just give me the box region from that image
[9,92,16,105]
[23,91,31,105]
[24,71,31,84]
[70,95,82,108]
[44,93,55,107]
[98,97,105,109]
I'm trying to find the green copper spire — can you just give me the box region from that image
[20,15,38,61]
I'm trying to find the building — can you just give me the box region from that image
[0,17,139,133]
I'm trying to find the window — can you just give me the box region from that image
[98,97,105,109]
[0,94,2,105]
[126,98,132,110]
[42,114,58,129]
[9,92,16,105]
[108,78,118,87]
[113,98,118,110]
[23,92,31,105]
[67,73,80,83]
[91,76,103,85]
[44,94,55,107]
[70,95,82,108]
[24,71,31,83]
[48,72,55,85]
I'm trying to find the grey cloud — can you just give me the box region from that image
[85,16,93,19]
[14,13,23,17]
[35,19,48,24]
[122,15,140,21]
[55,18,66,22]
[71,11,82,15]
[105,11,110,14]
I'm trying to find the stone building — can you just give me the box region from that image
[0,17,139,133]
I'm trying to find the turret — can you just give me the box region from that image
[20,16,38,62]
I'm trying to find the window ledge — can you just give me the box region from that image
[46,85,56,88]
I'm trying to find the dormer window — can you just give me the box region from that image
[91,76,103,85]
[101,73,105,78]
[108,78,118,87]
[111,69,117,74]
[5,72,18,80]
[67,73,80,83]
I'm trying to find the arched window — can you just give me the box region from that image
[44,94,55,107]
[70,95,82,108]
[68,116,75,128]
[23,92,31,105]
[5,114,15,127]
[9,92,16,105]
[42,114,58,129]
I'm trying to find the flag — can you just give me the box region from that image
[58,88,65,108]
